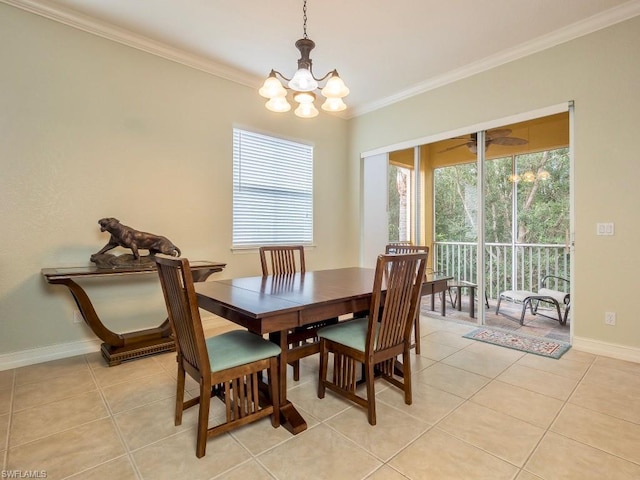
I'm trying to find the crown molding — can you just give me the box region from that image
[1,0,261,88]
[348,0,640,118]
[4,0,640,119]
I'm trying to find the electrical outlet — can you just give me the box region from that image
[604,311,616,326]
[73,310,84,324]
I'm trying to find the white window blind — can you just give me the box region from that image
[233,129,313,247]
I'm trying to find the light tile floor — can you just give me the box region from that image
[2,315,640,479]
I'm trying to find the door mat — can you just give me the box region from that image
[463,327,571,359]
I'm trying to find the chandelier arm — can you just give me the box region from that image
[274,67,334,89]
[271,70,292,83]
[311,69,337,83]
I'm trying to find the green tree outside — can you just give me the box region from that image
[435,148,569,244]
[434,148,570,292]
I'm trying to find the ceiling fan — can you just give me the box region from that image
[439,129,528,153]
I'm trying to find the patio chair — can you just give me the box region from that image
[259,246,339,381]
[496,275,570,326]
[385,243,430,353]
[317,252,428,425]
[155,255,280,457]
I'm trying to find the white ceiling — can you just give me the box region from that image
[8,0,640,117]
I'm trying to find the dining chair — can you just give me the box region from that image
[259,245,306,275]
[317,252,428,425]
[259,245,338,381]
[155,255,280,458]
[385,241,412,249]
[384,243,430,353]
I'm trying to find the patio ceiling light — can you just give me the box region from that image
[509,169,550,183]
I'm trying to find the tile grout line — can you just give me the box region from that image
[412,338,564,477]
[85,353,145,480]
[423,355,524,471]
[502,350,599,476]
[537,356,640,468]
[2,369,16,471]
[309,395,429,479]
[299,321,592,478]
[365,346,515,477]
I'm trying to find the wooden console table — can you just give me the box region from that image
[42,260,226,366]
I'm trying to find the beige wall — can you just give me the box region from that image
[0,4,353,359]
[349,16,640,355]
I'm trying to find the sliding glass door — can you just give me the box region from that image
[432,112,570,330]
[361,107,572,339]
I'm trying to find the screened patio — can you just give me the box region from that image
[387,113,571,341]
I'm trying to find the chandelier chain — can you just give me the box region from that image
[302,0,308,39]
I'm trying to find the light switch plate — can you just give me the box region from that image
[596,223,614,235]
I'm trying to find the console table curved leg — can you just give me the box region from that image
[49,277,175,366]
[42,262,226,366]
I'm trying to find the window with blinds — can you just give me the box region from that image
[233,128,313,247]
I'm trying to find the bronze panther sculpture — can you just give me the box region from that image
[94,217,181,260]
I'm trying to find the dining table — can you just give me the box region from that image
[194,266,452,434]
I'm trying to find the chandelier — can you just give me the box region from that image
[258,0,349,118]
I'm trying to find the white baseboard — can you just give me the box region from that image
[2,334,638,371]
[0,338,102,371]
[573,336,640,364]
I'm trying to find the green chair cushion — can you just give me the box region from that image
[317,318,370,352]
[206,330,281,373]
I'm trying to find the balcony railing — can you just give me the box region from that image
[434,241,570,300]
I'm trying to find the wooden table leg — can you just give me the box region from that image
[269,330,308,435]
[429,281,449,317]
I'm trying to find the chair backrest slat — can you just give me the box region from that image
[259,246,306,276]
[156,256,209,374]
[385,243,430,258]
[368,253,427,353]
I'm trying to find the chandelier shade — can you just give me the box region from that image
[321,97,346,112]
[265,96,291,113]
[259,72,287,99]
[294,102,319,118]
[288,69,318,92]
[259,0,348,118]
[293,91,316,104]
[321,72,350,98]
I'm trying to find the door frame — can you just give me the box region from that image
[361,102,574,340]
